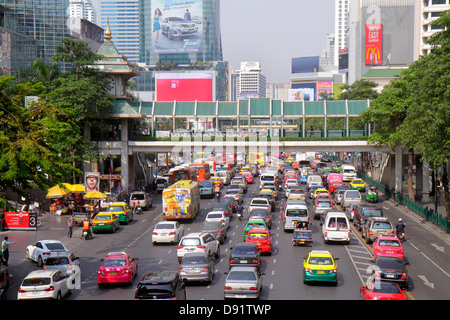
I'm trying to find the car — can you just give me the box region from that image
[211,203,232,219]
[43,252,80,276]
[97,251,139,286]
[243,219,268,240]
[224,267,263,299]
[177,233,220,263]
[328,181,344,194]
[134,271,186,300]
[205,211,230,230]
[26,240,69,267]
[224,189,243,204]
[107,202,133,224]
[343,202,359,221]
[309,185,324,198]
[152,221,185,244]
[220,196,237,212]
[0,264,10,300]
[201,220,227,244]
[161,17,198,40]
[18,269,71,300]
[362,217,395,244]
[342,189,362,208]
[129,191,152,209]
[245,227,273,255]
[210,177,224,189]
[229,243,261,269]
[372,236,404,259]
[350,178,366,192]
[155,176,170,192]
[241,171,254,184]
[179,252,214,284]
[369,256,409,289]
[248,197,272,213]
[360,281,408,300]
[248,208,272,229]
[313,200,333,220]
[198,180,215,198]
[91,212,120,233]
[353,205,384,230]
[334,186,349,205]
[231,176,247,192]
[302,250,338,285]
[312,188,329,201]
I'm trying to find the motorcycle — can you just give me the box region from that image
[366,187,378,203]
[397,230,406,242]
[216,192,221,201]
[237,211,243,221]
[134,206,143,214]
[82,229,92,240]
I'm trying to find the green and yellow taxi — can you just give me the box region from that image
[91,213,120,233]
[286,157,295,165]
[243,219,268,241]
[302,250,338,285]
[350,178,366,192]
[107,202,133,224]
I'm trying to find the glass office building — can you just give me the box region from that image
[139,0,222,65]
[0,0,71,74]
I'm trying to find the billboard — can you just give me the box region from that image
[156,73,214,102]
[365,24,383,65]
[288,88,315,102]
[151,0,203,54]
[339,48,349,71]
[318,82,333,98]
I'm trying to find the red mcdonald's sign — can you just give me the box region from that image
[365,24,383,65]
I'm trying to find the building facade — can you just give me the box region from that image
[236,61,266,99]
[70,0,97,24]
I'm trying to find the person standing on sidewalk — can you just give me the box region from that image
[67,215,74,238]
[2,236,15,266]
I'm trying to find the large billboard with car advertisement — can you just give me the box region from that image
[156,72,214,102]
[365,24,382,65]
[151,0,203,54]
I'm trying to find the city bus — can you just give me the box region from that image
[248,152,265,166]
[188,163,211,181]
[162,180,200,221]
[169,166,197,184]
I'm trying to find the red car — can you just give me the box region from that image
[245,227,273,255]
[372,236,404,259]
[360,281,408,300]
[329,182,344,193]
[97,252,139,286]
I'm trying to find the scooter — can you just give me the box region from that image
[237,211,243,221]
[82,229,93,240]
[397,230,406,242]
[134,206,143,214]
[216,192,221,201]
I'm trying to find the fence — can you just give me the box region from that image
[358,171,449,233]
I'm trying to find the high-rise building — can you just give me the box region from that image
[139,0,223,66]
[0,0,71,74]
[334,0,349,66]
[70,0,97,24]
[236,61,266,99]
[98,0,140,63]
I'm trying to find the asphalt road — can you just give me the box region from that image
[2,174,450,302]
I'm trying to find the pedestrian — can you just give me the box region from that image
[2,236,16,266]
[67,215,74,238]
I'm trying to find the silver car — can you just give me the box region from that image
[179,253,214,284]
[43,252,80,276]
[224,267,263,299]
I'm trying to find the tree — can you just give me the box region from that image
[340,79,380,100]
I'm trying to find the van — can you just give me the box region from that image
[321,211,351,244]
[307,175,322,190]
[282,203,309,232]
[129,191,152,209]
[342,190,362,208]
[326,173,343,188]
[155,177,170,192]
[214,170,231,185]
[260,173,277,190]
[342,165,357,182]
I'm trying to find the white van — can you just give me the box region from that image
[155,177,170,192]
[321,211,351,244]
[259,173,277,190]
[341,165,357,182]
[282,203,309,232]
[307,175,322,190]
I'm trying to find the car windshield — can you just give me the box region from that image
[227,270,257,281]
[286,209,307,217]
[248,232,268,240]
[345,191,361,199]
[308,257,333,265]
[199,181,212,187]
[155,223,175,230]
[250,211,269,218]
[317,202,331,208]
[45,257,70,265]
[22,277,51,286]
[378,239,401,247]
[202,222,220,230]
[207,213,223,219]
[182,256,208,265]
[108,206,124,212]
[45,243,66,250]
[373,282,402,294]
[131,194,145,200]
[233,247,257,255]
[180,238,201,246]
[377,257,404,269]
[252,200,268,205]
[102,258,127,267]
[95,215,112,221]
[372,222,392,229]
[363,209,383,217]
[138,284,173,298]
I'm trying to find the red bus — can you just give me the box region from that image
[170,167,197,184]
[188,163,211,181]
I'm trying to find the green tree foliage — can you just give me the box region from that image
[340,79,380,100]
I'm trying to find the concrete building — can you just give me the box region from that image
[70,0,97,24]
[334,0,350,67]
[236,61,266,99]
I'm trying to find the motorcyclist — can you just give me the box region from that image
[82,218,92,239]
[133,199,142,214]
[236,203,244,220]
[215,184,221,201]
[396,218,405,237]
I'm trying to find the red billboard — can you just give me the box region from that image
[156,73,214,102]
[365,24,383,65]
[3,212,38,230]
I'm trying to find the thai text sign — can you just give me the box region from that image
[365,24,382,65]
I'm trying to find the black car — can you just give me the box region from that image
[201,220,227,244]
[220,196,237,212]
[353,205,384,230]
[211,203,232,218]
[370,256,409,289]
[229,242,261,270]
[134,271,186,300]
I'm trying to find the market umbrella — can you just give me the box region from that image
[83,191,106,199]
[69,184,85,193]
[46,186,69,199]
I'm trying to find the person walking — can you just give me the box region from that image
[2,236,16,266]
[67,215,74,238]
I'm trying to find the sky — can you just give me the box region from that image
[220,0,335,83]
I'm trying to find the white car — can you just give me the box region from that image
[26,240,68,267]
[205,211,230,230]
[152,221,184,244]
[18,270,71,300]
[177,233,220,263]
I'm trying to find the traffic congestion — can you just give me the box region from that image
[1,151,448,301]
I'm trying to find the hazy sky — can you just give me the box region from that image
[220,0,335,83]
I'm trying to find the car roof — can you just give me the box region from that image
[24,269,58,278]
[38,240,64,244]
[105,251,128,258]
[309,250,332,257]
[248,227,269,233]
[228,266,258,272]
[139,271,179,284]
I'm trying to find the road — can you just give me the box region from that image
[2,172,450,302]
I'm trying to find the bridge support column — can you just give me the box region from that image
[120,118,130,191]
[395,145,403,199]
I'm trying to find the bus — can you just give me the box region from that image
[170,167,197,184]
[188,163,211,181]
[248,152,265,166]
[162,180,200,220]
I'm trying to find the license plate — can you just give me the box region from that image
[99,223,105,226]
[256,243,261,246]
[317,271,325,274]
[385,274,395,278]
[240,260,248,263]
[109,272,117,276]
[387,250,393,254]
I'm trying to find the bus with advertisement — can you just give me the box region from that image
[162,180,200,221]
[248,152,265,166]
[188,163,211,181]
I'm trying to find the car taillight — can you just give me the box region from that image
[252,260,258,264]
[18,288,27,293]
[43,252,51,255]
[224,286,232,290]
[44,286,55,292]
[177,246,184,249]
[152,232,158,235]
[229,259,236,264]
[197,245,205,249]
[249,287,258,291]
[169,232,175,235]
[400,272,407,279]
[330,269,337,273]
